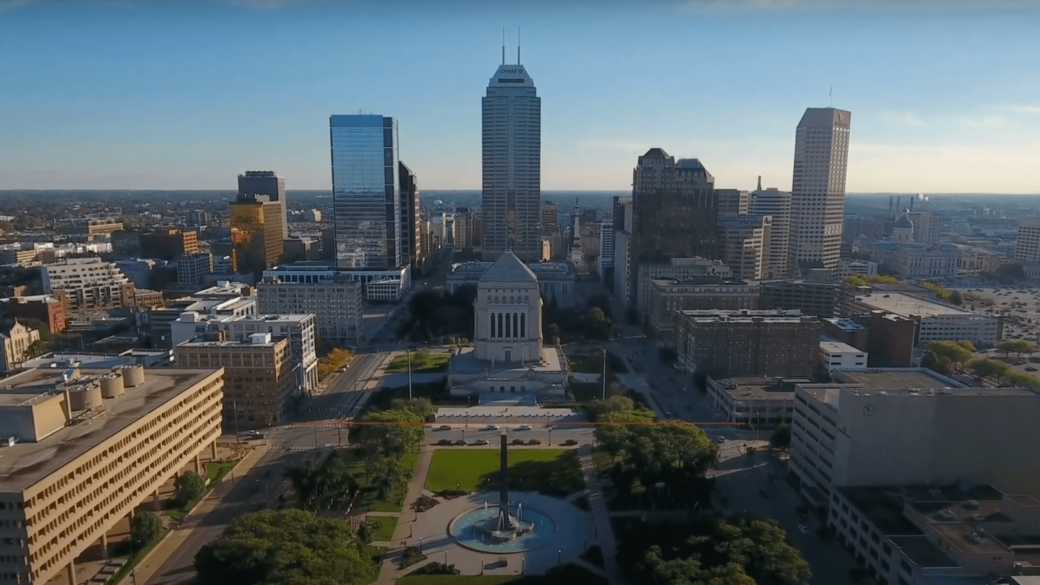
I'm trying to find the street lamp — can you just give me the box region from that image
[558,549,562,567]
[754,409,761,442]
[601,348,607,400]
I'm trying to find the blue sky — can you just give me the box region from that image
[1,0,1038,193]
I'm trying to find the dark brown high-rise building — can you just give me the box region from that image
[674,309,821,378]
[629,149,718,303]
[399,161,421,269]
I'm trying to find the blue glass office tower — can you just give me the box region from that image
[330,115,401,270]
[481,59,541,261]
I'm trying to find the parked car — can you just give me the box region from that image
[715,436,726,444]
[562,439,578,446]
[454,439,466,445]
[798,524,810,534]
[436,425,452,431]
[527,439,542,446]
[518,424,531,431]
[437,439,453,445]
[473,439,490,446]
[512,439,525,445]
[483,424,498,430]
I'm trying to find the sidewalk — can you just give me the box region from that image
[375,446,435,584]
[578,444,628,585]
[120,446,268,585]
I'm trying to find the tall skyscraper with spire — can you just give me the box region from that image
[481,37,541,261]
[787,107,851,275]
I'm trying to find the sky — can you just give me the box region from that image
[1,0,1039,193]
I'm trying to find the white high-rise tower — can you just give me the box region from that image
[481,40,541,261]
[787,107,851,275]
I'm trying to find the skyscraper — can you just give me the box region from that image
[788,107,852,275]
[330,115,402,271]
[750,179,793,279]
[399,161,421,269]
[230,193,284,276]
[238,171,287,239]
[481,52,541,261]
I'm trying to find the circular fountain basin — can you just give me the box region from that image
[449,506,557,553]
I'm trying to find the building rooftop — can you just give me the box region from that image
[832,368,967,391]
[855,292,977,318]
[651,276,755,288]
[479,251,538,284]
[823,318,867,333]
[709,376,810,399]
[450,346,565,374]
[677,309,810,323]
[887,536,959,569]
[819,340,864,355]
[0,367,221,490]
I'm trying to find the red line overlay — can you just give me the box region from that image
[292,421,744,426]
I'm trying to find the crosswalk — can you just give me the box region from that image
[270,444,332,451]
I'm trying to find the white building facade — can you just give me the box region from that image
[788,108,851,275]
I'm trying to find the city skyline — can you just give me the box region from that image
[1,1,1038,193]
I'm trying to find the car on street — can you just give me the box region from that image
[759,488,769,498]
[798,524,810,534]
[715,436,726,444]
[483,424,498,430]
[454,439,466,445]
[437,439,453,445]
[472,439,489,445]
[517,424,531,430]
[436,425,451,431]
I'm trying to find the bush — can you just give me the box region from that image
[411,561,459,575]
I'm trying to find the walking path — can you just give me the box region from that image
[123,446,268,585]
[577,445,628,585]
[375,446,435,584]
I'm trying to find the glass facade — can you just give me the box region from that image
[330,115,401,270]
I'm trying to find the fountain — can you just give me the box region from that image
[449,429,557,552]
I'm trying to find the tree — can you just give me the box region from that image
[175,472,207,504]
[970,358,1012,383]
[131,511,164,549]
[288,453,360,511]
[588,394,635,420]
[349,408,424,458]
[998,340,1036,358]
[925,341,974,372]
[949,290,963,305]
[390,397,434,419]
[770,425,792,450]
[194,509,375,585]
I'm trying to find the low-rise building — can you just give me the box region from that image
[0,365,223,585]
[446,260,576,308]
[830,484,1040,585]
[818,339,868,374]
[172,313,318,394]
[0,320,41,372]
[258,265,364,345]
[147,283,256,347]
[0,295,66,334]
[647,276,760,345]
[635,257,732,318]
[42,257,135,314]
[850,292,1000,348]
[139,228,199,260]
[705,376,809,429]
[790,369,1040,514]
[174,333,295,428]
[674,309,821,378]
[176,253,214,286]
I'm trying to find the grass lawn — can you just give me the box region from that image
[425,449,584,496]
[363,545,387,563]
[367,515,399,542]
[386,352,451,373]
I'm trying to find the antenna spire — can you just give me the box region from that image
[829,86,833,107]
[502,27,505,65]
[517,26,521,65]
